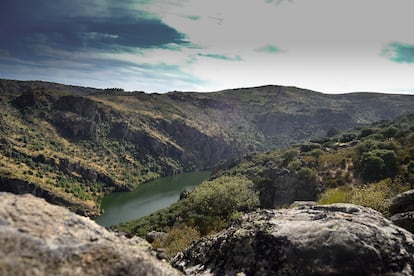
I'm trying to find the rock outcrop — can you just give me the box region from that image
[173,203,414,275]
[259,167,320,208]
[0,192,180,275]
[390,189,414,233]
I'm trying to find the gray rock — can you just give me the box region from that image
[172,204,414,275]
[390,189,414,215]
[0,192,181,276]
[391,211,414,234]
[146,230,167,243]
[389,189,414,233]
[260,167,320,209]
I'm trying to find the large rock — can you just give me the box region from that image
[391,212,414,234]
[390,189,414,233]
[259,167,320,208]
[173,203,414,275]
[0,192,181,275]
[390,189,414,215]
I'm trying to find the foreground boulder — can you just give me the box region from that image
[390,189,414,233]
[0,192,180,276]
[173,203,414,275]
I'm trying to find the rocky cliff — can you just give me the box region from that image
[173,203,414,275]
[1,79,414,214]
[0,192,180,275]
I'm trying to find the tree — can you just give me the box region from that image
[359,149,398,182]
[281,149,299,166]
[360,152,385,181]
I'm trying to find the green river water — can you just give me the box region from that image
[94,171,210,227]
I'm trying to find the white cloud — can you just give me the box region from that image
[131,0,414,93]
[5,0,413,93]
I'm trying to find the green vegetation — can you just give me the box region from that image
[152,224,200,258]
[119,113,414,241]
[318,179,409,217]
[118,176,259,236]
[1,79,413,226]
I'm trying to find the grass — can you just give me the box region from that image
[318,179,410,217]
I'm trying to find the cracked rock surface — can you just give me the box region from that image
[173,203,414,276]
[0,192,181,276]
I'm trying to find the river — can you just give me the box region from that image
[94,171,210,227]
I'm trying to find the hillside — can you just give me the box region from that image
[1,78,414,215]
[118,113,414,256]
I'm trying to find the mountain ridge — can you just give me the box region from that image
[1,78,414,215]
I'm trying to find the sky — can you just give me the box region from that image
[1,0,414,94]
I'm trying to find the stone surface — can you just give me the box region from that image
[146,231,167,243]
[259,167,320,208]
[0,192,181,276]
[390,189,414,215]
[390,189,414,233]
[172,204,414,275]
[391,212,414,234]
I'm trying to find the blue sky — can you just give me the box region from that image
[1,0,414,93]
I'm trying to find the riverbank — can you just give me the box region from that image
[94,171,210,227]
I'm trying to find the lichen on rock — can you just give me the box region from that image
[0,192,181,275]
[172,203,414,275]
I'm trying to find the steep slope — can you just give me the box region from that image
[119,113,414,243]
[1,78,414,215]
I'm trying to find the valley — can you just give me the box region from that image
[1,78,414,216]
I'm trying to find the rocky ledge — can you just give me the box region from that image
[173,203,414,275]
[0,192,180,275]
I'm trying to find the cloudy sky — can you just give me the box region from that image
[1,0,414,93]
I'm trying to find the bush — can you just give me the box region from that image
[287,159,302,172]
[359,149,398,181]
[188,176,259,220]
[300,143,321,153]
[309,149,324,158]
[281,149,299,166]
[381,126,399,138]
[358,139,379,153]
[297,167,317,183]
[155,224,200,258]
[359,128,376,138]
[359,152,385,181]
[318,179,409,217]
[349,179,408,217]
[340,133,357,143]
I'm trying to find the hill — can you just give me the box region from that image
[118,113,414,256]
[1,78,414,215]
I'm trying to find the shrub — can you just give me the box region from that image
[359,149,398,181]
[297,167,317,183]
[155,224,200,258]
[188,176,259,220]
[318,179,409,217]
[309,149,324,158]
[359,152,385,181]
[300,143,321,153]
[349,179,408,217]
[287,159,302,172]
[281,149,300,166]
[340,133,357,143]
[359,128,376,138]
[381,126,399,138]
